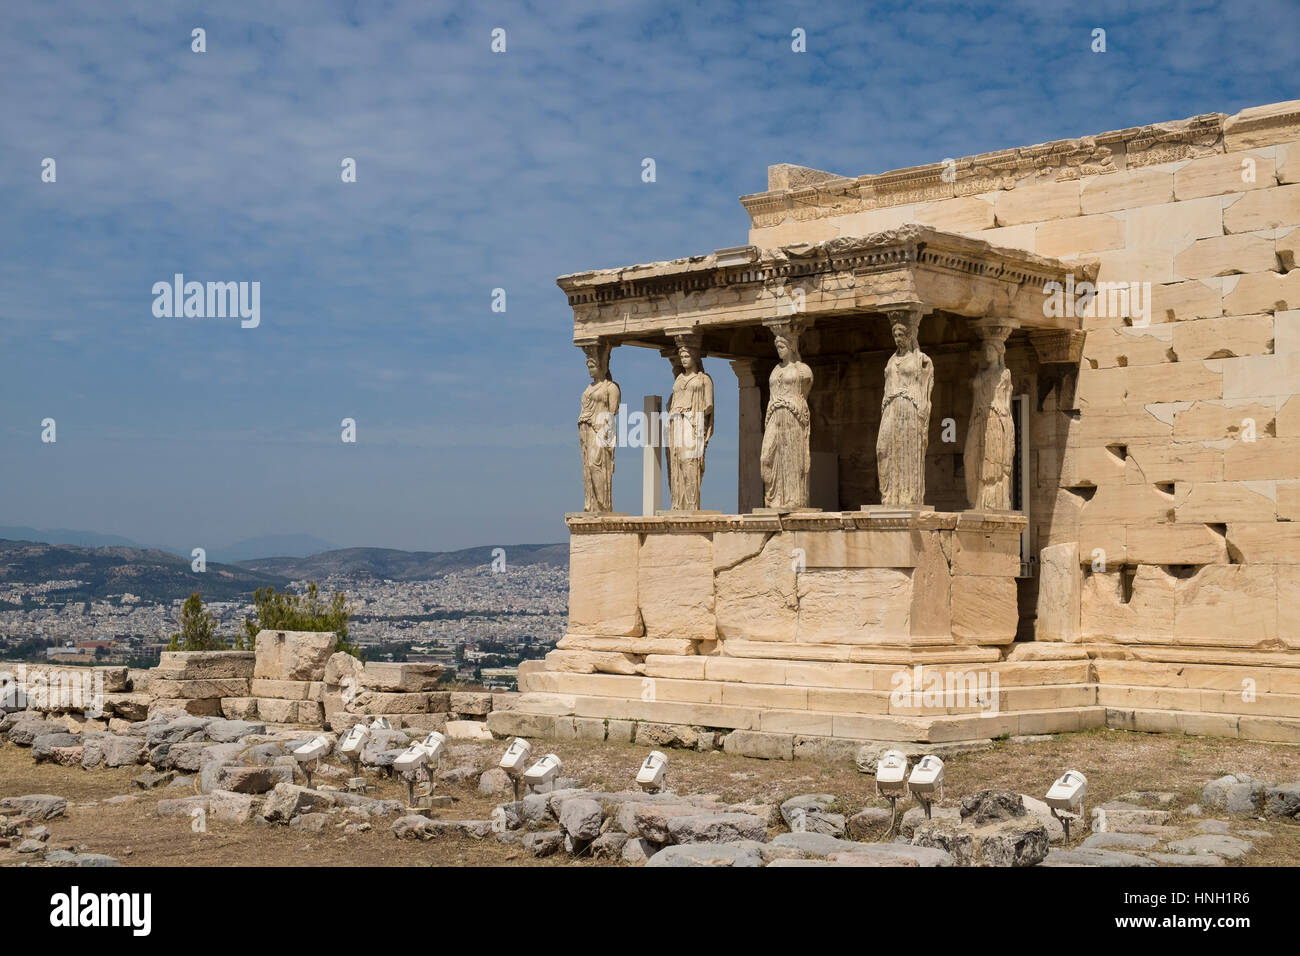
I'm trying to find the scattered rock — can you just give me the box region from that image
[1041,847,1156,867]
[1165,834,1252,860]
[261,783,334,824]
[559,798,603,842]
[647,842,763,867]
[478,768,512,796]
[847,807,893,841]
[42,850,120,867]
[898,804,961,838]
[666,812,767,845]
[1201,774,1266,815]
[1144,852,1224,866]
[82,735,145,769]
[5,718,67,746]
[635,722,699,749]
[1081,832,1159,850]
[428,819,495,840]
[1264,784,1300,819]
[392,815,433,840]
[133,770,175,790]
[0,794,67,821]
[290,813,329,833]
[31,732,81,763]
[591,830,628,859]
[621,837,653,865]
[17,839,44,854]
[630,803,703,843]
[959,789,1024,826]
[155,795,209,818]
[779,794,844,837]
[525,830,564,858]
[209,790,255,824]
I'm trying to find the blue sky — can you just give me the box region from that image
[0,0,1294,554]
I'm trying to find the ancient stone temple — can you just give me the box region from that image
[493,99,1300,755]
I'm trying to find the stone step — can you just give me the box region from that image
[527,669,1097,716]
[1094,659,1300,695]
[1104,707,1300,743]
[642,655,1093,689]
[512,681,1107,740]
[1098,683,1300,719]
[717,640,1003,664]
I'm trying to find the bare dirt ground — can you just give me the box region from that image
[2,728,1298,866]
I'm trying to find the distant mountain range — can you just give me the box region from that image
[0,526,335,563]
[236,543,569,580]
[0,539,288,604]
[0,532,567,604]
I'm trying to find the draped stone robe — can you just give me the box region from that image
[761,360,813,509]
[578,378,620,512]
[667,370,713,510]
[965,365,1014,510]
[877,349,934,507]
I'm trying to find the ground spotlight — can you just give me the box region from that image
[499,738,533,801]
[291,734,333,788]
[907,754,944,818]
[522,753,562,794]
[1045,769,1088,844]
[636,750,669,793]
[875,749,910,836]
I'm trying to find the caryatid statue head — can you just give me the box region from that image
[887,310,921,354]
[975,323,1012,369]
[673,335,703,374]
[770,322,803,364]
[582,342,610,381]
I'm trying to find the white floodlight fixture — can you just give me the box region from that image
[908,755,945,818]
[369,717,393,731]
[875,749,910,836]
[292,734,333,788]
[499,738,533,800]
[636,750,669,793]
[875,749,909,798]
[394,743,433,806]
[523,753,562,794]
[1046,770,1088,843]
[339,723,370,786]
[420,731,447,761]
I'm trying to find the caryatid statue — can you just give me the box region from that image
[760,322,813,510]
[877,308,934,507]
[666,335,713,511]
[660,345,685,504]
[965,324,1015,511]
[577,342,620,513]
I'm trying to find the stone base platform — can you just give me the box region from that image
[498,643,1300,751]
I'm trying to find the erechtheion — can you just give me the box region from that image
[494,99,1300,756]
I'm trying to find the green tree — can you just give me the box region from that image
[240,582,359,658]
[167,592,227,651]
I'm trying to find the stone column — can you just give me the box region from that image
[965,321,1015,511]
[641,394,663,515]
[876,306,934,507]
[730,359,768,513]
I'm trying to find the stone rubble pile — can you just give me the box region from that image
[2,639,519,736]
[2,703,1287,867]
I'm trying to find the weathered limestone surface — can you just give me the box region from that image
[567,534,643,637]
[253,630,338,682]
